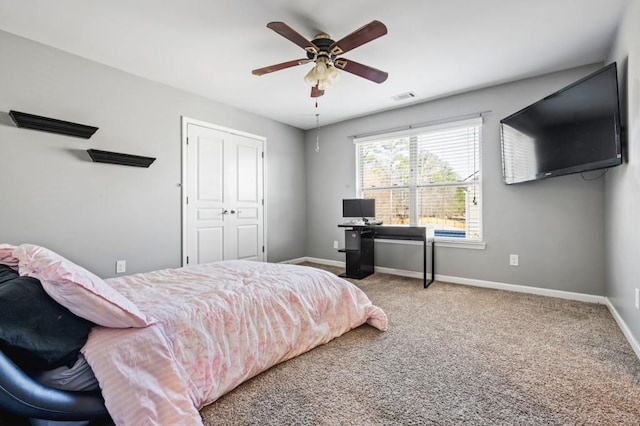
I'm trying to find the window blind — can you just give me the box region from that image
[355,117,482,241]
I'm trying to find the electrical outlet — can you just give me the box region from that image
[509,254,519,267]
[333,240,339,249]
[116,260,126,274]
[635,288,639,310]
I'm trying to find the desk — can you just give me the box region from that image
[338,224,435,288]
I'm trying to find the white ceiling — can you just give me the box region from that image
[0,0,630,130]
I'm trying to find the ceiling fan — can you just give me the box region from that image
[252,20,388,98]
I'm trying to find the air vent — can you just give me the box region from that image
[391,92,416,102]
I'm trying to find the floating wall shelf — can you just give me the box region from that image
[87,149,156,168]
[9,110,99,139]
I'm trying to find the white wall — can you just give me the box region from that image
[605,0,640,349]
[0,30,307,277]
[305,64,609,295]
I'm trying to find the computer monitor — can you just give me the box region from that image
[343,199,375,222]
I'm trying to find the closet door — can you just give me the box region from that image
[184,122,264,265]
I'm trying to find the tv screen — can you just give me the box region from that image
[500,62,622,184]
[343,199,375,218]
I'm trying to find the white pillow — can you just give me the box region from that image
[13,244,156,328]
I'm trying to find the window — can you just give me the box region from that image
[355,117,482,241]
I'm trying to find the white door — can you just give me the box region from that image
[183,120,264,265]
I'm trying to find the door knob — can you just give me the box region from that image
[222,209,229,215]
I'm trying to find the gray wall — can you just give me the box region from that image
[0,30,307,277]
[305,64,608,295]
[605,0,640,348]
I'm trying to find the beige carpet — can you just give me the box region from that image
[199,263,640,425]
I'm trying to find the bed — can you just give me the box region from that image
[0,243,387,425]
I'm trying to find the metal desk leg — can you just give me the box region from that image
[424,239,435,289]
[430,239,435,286]
[423,238,427,288]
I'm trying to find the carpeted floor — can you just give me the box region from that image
[199,263,640,425]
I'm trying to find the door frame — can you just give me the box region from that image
[181,116,267,266]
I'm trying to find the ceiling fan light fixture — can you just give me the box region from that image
[317,79,331,91]
[304,68,319,85]
[315,57,328,74]
[304,58,340,89]
[326,64,341,83]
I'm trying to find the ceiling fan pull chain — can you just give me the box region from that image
[315,113,320,152]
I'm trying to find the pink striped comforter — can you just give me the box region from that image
[82,260,387,425]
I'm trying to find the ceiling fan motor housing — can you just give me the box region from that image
[307,34,336,61]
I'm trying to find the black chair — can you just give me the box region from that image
[0,349,108,421]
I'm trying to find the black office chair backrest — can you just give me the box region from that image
[0,349,108,421]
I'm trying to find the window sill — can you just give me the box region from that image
[436,239,486,249]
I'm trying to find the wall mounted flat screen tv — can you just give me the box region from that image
[343,198,375,219]
[500,62,622,184]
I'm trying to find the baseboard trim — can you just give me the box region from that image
[283,256,638,359]
[282,256,602,303]
[604,299,640,360]
[436,273,607,305]
[278,257,309,265]
[297,257,345,268]
[373,265,432,280]
[286,258,433,279]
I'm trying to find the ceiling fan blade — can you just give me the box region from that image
[311,85,325,98]
[267,22,318,54]
[329,20,387,56]
[334,58,388,83]
[252,58,311,76]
